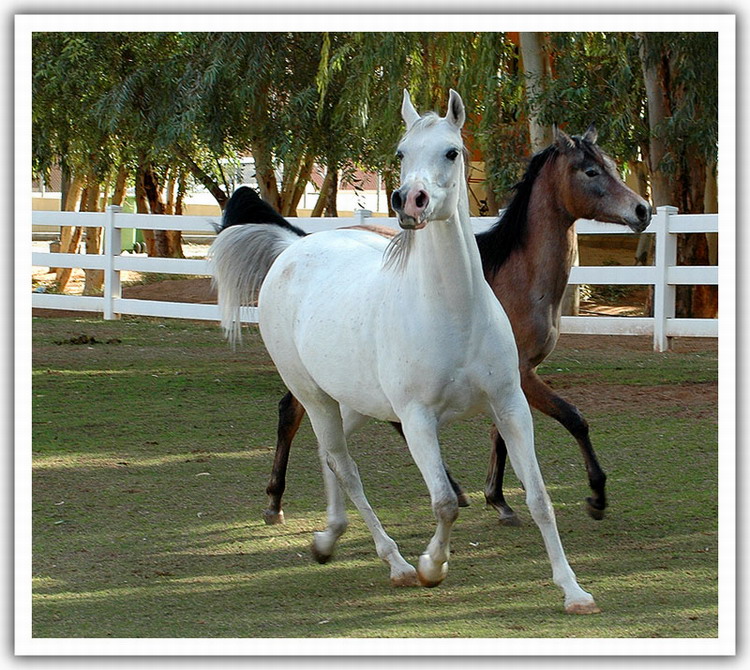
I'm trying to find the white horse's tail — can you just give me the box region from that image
[209,222,302,346]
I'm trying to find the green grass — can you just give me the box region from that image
[30,316,719,638]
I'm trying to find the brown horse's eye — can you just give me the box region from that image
[585,168,600,178]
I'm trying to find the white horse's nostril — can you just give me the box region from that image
[404,188,430,220]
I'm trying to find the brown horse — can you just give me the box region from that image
[224,126,651,525]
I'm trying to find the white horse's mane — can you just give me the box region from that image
[383,229,415,272]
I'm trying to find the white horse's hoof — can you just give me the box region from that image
[565,598,601,615]
[416,553,448,587]
[311,531,336,564]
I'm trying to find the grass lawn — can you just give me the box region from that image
[28,315,719,640]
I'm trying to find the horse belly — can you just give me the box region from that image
[258,232,397,421]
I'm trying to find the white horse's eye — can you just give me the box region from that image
[446,148,459,161]
[396,150,404,160]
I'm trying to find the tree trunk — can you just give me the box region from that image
[176,146,228,210]
[283,154,314,217]
[324,168,339,217]
[165,170,176,215]
[637,33,672,209]
[519,32,553,152]
[630,160,654,265]
[60,164,71,212]
[175,171,187,216]
[252,140,281,212]
[82,179,104,295]
[111,166,128,206]
[135,167,157,256]
[704,160,718,265]
[143,165,184,258]
[55,175,84,288]
[279,154,302,217]
[311,168,337,217]
[638,33,716,318]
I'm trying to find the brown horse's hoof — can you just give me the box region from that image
[263,509,285,525]
[486,502,522,526]
[586,498,606,520]
[390,570,419,587]
[498,512,522,527]
[457,492,471,508]
[565,600,601,615]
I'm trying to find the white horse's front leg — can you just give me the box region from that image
[400,409,459,587]
[491,393,600,614]
[306,400,418,587]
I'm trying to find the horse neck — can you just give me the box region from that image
[409,179,485,312]
[523,163,579,300]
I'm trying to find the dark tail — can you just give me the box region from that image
[219,186,307,237]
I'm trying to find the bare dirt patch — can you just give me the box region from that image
[557,380,717,420]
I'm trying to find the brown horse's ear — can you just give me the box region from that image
[553,125,575,152]
[582,124,598,144]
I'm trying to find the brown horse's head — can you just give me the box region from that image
[552,125,651,232]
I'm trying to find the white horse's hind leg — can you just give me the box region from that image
[400,410,459,587]
[311,455,348,564]
[305,398,418,587]
[491,394,600,614]
[312,407,368,563]
[311,407,370,563]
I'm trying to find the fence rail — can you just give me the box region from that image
[31,205,719,351]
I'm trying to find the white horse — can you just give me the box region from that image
[210,90,599,614]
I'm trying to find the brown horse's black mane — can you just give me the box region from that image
[475,136,601,275]
[475,145,558,275]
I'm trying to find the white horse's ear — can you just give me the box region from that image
[553,125,575,151]
[446,89,466,129]
[401,89,420,130]
[582,124,598,144]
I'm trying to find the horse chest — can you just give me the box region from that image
[376,298,518,418]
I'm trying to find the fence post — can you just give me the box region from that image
[103,205,122,320]
[354,209,372,226]
[652,205,678,351]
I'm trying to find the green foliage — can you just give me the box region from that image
[31,32,719,208]
[540,33,649,165]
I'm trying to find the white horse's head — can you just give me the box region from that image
[390,89,466,230]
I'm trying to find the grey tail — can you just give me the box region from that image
[209,223,300,346]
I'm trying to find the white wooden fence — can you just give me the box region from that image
[31,205,718,351]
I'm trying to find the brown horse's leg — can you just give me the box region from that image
[483,427,522,525]
[390,421,470,507]
[521,370,606,519]
[263,391,307,525]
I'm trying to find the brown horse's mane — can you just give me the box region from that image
[476,136,602,275]
[475,145,557,275]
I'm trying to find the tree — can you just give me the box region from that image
[33,30,719,298]
[637,32,718,317]
[33,33,125,290]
